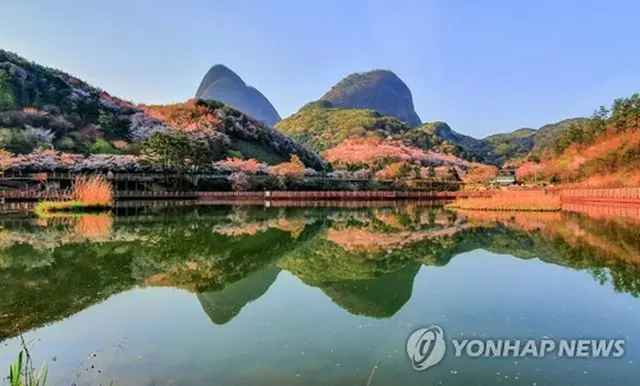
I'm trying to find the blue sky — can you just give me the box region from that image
[1,0,638,137]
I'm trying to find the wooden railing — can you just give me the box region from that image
[0,171,229,181]
[116,191,198,198]
[3,187,640,203]
[0,190,198,200]
[560,188,640,201]
[198,190,490,200]
[0,188,494,202]
[0,171,464,183]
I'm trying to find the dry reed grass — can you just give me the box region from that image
[35,175,114,215]
[450,190,561,211]
[72,175,113,206]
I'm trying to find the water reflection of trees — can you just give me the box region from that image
[1,204,640,339]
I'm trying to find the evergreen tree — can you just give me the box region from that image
[0,70,15,111]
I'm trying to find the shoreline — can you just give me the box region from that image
[1,188,639,203]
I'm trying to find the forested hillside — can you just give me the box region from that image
[275,102,410,152]
[515,94,640,186]
[276,103,474,160]
[423,119,589,166]
[0,50,325,171]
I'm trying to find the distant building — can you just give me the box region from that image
[490,168,517,186]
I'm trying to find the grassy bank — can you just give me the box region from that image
[34,201,111,216]
[448,190,561,212]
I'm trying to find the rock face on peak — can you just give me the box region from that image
[319,70,421,127]
[195,65,281,126]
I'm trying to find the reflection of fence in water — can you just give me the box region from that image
[194,199,451,208]
[562,202,640,221]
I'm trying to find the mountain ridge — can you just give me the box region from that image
[195,64,281,126]
[423,118,588,165]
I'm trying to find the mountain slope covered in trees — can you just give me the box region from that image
[0,50,325,170]
[424,119,589,166]
[275,103,475,161]
[275,102,410,152]
[515,94,640,186]
[195,64,281,126]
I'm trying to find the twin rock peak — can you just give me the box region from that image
[195,65,422,127]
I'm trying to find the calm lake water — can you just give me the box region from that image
[0,202,639,385]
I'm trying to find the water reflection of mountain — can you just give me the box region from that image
[1,204,639,339]
[320,263,421,318]
[197,266,280,325]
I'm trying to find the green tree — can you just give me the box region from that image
[91,138,121,154]
[0,148,13,175]
[142,132,184,173]
[593,105,610,134]
[141,132,214,177]
[610,97,632,132]
[0,128,38,154]
[54,136,77,152]
[427,166,436,180]
[0,70,15,111]
[556,121,588,154]
[397,162,412,178]
[629,93,640,130]
[98,110,129,139]
[447,167,461,181]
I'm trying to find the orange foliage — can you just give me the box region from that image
[111,140,130,151]
[520,131,640,187]
[464,163,498,184]
[583,172,640,188]
[22,107,44,115]
[270,155,305,179]
[325,225,470,252]
[218,157,266,174]
[515,162,544,180]
[375,161,413,179]
[142,99,222,134]
[0,149,13,172]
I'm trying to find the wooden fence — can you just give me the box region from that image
[198,191,491,200]
[0,189,488,202]
[559,188,640,201]
[2,187,640,203]
[0,171,463,184]
[0,190,198,201]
